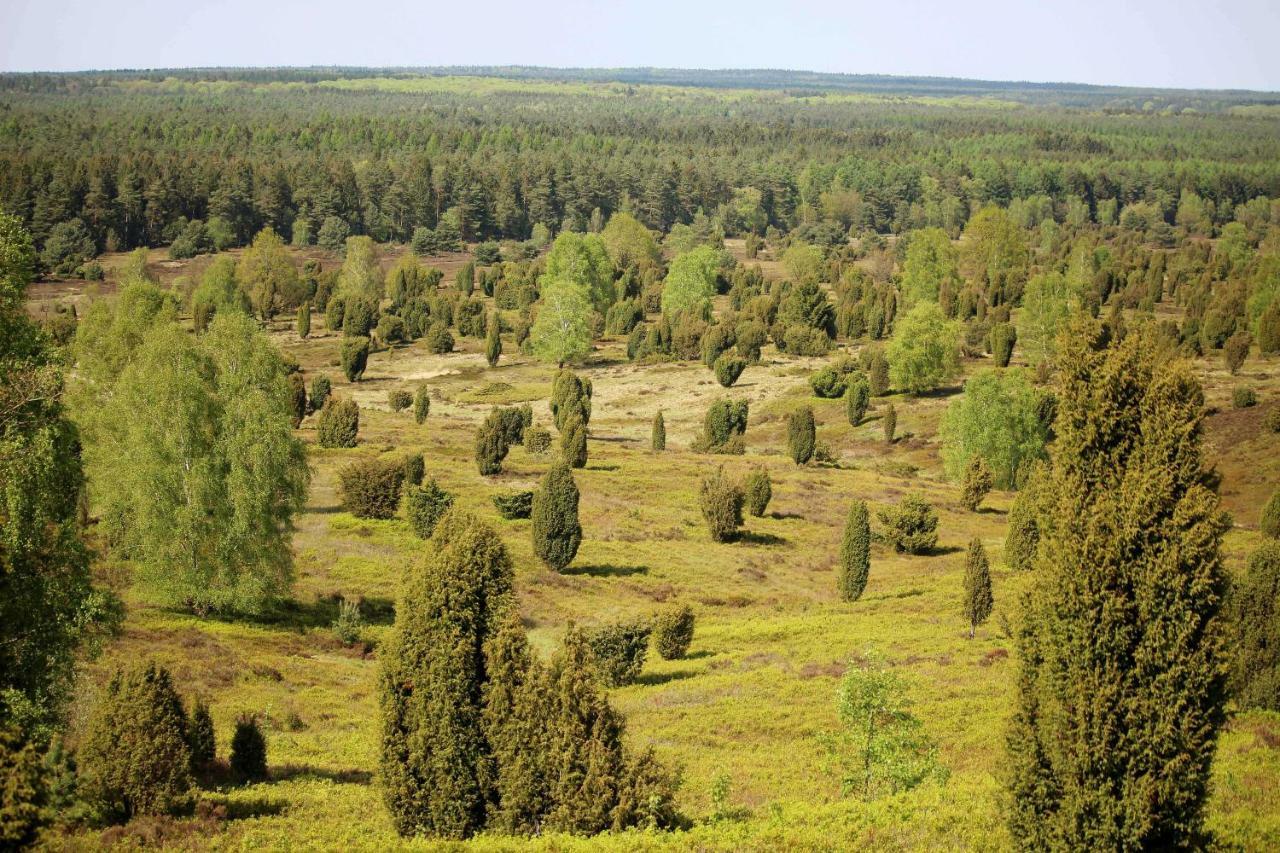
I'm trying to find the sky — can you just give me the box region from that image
[2,0,1278,91]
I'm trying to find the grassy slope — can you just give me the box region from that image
[45,242,1280,852]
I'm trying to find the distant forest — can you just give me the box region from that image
[2,66,1279,263]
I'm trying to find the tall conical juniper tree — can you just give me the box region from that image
[1006,319,1230,849]
[961,538,992,638]
[838,500,871,602]
[379,509,515,839]
[532,461,582,571]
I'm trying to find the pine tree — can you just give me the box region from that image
[787,406,816,465]
[79,664,193,822]
[845,374,869,426]
[532,461,582,571]
[838,501,871,602]
[651,410,666,451]
[379,509,515,838]
[961,538,993,638]
[1006,320,1230,849]
[485,311,502,367]
[1229,542,1280,711]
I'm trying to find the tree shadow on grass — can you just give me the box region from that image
[270,764,374,786]
[563,563,648,578]
[770,510,804,520]
[737,530,787,546]
[586,463,621,472]
[219,796,291,820]
[682,649,715,660]
[257,594,396,631]
[634,669,698,687]
[927,545,964,557]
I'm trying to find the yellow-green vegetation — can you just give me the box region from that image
[40,238,1280,851]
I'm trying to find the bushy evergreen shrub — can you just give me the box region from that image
[883,403,897,444]
[653,606,695,660]
[877,495,938,555]
[229,715,267,783]
[532,462,582,571]
[297,304,310,339]
[1229,542,1280,710]
[651,410,666,451]
[560,413,588,468]
[80,664,193,822]
[991,322,1016,367]
[584,622,652,687]
[188,698,216,773]
[475,408,512,475]
[700,466,744,542]
[868,349,890,396]
[713,353,746,387]
[309,374,332,413]
[693,399,748,454]
[317,397,359,448]
[404,479,454,539]
[845,374,870,426]
[787,406,816,465]
[425,322,454,354]
[288,371,307,428]
[962,538,994,638]
[0,725,47,848]
[1005,485,1040,570]
[413,383,431,424]
[402,452,425,486]
[493,491,534,520]
[1265,407,1280,434]
[524,424,552,454]
[838,500,871,602]
[809,367,847,398]
[1263,487,1280,539]
[333,596,364,647]
[744,466,772,517]
[341,336,370,382]
[551,370,593,431]
[338,457,405,519]
[1232,386,1257,408]
[961,456,994,511]
[1224,330,1250,374]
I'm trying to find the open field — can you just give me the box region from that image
[26,239,1280,851]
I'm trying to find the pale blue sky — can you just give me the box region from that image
[2,0,1277,91]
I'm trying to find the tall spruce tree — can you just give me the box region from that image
[838,500,871,602]
[1006,320,1230,849]
[379,509,515,838]
[531,461,582,572]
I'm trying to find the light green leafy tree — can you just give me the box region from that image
[823,652,947,800]
[236,227,301,320]
[886,302,961,394]
[531,278,593,366]
[83,312,310,615]
[899,227,960,310]
[781,242,824,285]
[939,368,1049,490]
[600,212,660,273]
[661,246,720,318]
[337,235,382,304]
[540,231,615,311]
[1018,271,1078,367]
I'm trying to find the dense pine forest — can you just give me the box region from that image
[2,67,1280,851]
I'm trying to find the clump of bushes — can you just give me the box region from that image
[1265,407,1280,434]
[229,714,268,783]
[744,466,772,517]
[404,479,454,539]
[388,389,412,412]
[991,323,1016,367]
[1224,330,1251,374]
[339,457,406,519]
[493,490,534,520]
[79,664,193,822]
[787,406,816,465]
[424,322,454,354]
[692,398,748,454]
[523,424,552,454]
[713,353,747,387]
[317,397,359,448]
[653,605,695,660]
[878,494,939,555]
[700,466,744,542]
[1233,386,1257,409]
[402,452,424,486]
[584,621,652,686]
[809,366,847,399]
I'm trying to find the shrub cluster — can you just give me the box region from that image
[339,457,406,519]
[584,621,652,687]
[713,353,747,387]
[653,606,695,660]
[878,495,939,554]
[388,389,412,412]
[1233,386,1257,408]
[404,479,455,539]
[524,424,552,454]
[744,466,772,517]
[700,466,745,542]
[308,374,332,413]
[692,399,748,454]
[317,397,359,448]
[493,490,534,520]
[845,374,870,426]
[809,366,846,399]
[551,369,593,431]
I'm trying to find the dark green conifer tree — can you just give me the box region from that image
[845,374,870,426]
[485,312,502,367]
[532,461,582,571]
[1229,542,1280,710]
[379,509,515,838]
[651,410,666,451]
[838,500,871,602]
[961,538,993,638]
[787,406,815,465]
[1007,320,1230,849]
[561,413,588,469]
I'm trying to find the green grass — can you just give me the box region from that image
[52,250,1280,851]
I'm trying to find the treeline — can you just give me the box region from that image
[3,76,1280,266]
